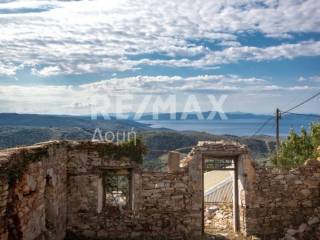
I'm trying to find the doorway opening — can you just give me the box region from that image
[203,156,240,237]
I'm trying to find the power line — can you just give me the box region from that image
[252,92,320,136]
[282,91,320,115]
[283,112,320,118]
[274,91,320,148]
[252,90,320,136]
[270,121,276,133]
[252,116,274,136]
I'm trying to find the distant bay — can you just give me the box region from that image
[139,116,319,136]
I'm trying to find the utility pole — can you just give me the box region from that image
[276,108,281,151]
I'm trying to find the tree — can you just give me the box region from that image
[272,122,320,168]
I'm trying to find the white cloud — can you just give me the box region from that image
[296,75,320,83]
[0,0,320,76]
[80,75,315,94]
[310,75,320,82]
[32,66,62,77]
[0,63,17,76]
[0,74,318,114]
[142,40,320,68]
[298,76,307,82]
[0,84,89,114]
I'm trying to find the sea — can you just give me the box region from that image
[139,117,319,137]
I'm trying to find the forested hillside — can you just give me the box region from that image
[0,113,276,170]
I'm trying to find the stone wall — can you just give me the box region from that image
[65,142,144,239]
[0,174,9,240]
[140,172,199,238]
[244,159,320,238]
[0,140,320,240]
[282,206,320,239]
[66,143,201,239]
[0,141,201,240]
[0,142,68,240]
[51,140,253,239]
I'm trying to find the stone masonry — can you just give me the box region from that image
[244,159,320,238]
[0,141,202,240]
[66,141,200,239]
[0,140,319,240]
[0,142,68,240]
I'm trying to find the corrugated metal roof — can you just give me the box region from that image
[204,177,233,203]
[204,170,233,191]
[204,171,233,203]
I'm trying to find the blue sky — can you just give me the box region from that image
[0,0,320,114]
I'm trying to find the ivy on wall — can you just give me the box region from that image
[5,139,147,187]
[94,139,147,164]
[7,147,49,187]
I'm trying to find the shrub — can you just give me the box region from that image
[272,122,320,168]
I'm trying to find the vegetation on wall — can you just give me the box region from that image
[272,122,320,168]
[95,139,147,164]
[7,147,49,186]
[6,139,147,187]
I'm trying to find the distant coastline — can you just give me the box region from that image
[139,115,320,136]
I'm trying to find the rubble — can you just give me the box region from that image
[205,203,233,232]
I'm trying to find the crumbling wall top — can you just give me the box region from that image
[194,140,249,156]
[0,140,67,168]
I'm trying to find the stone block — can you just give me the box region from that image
[168,151,181,173]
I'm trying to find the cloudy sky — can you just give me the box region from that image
[0,0,320,114]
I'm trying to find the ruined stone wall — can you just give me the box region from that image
[66,142,143,239]
[0,142,68,240]
[66,144,201,239]
[140,171,199,238]
[0,174,9,240]
[0,141,201,240]
[244,159,320,238]
[1,140,319,240]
